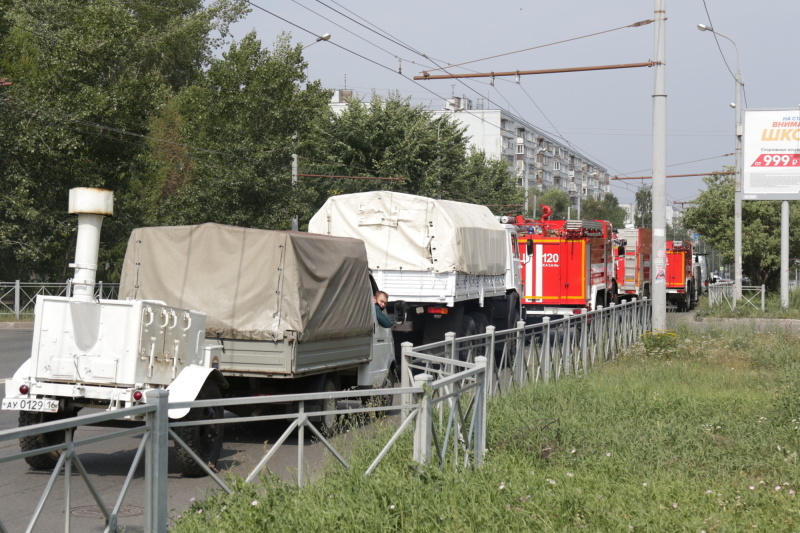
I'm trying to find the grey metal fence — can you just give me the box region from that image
[0,281,119,319]
[0,298,650,532]
[708,282,766,311]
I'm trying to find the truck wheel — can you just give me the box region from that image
[456,315,477,361]
[174,381,224,478]
[19,408,76,470]
[377,367,398,411]
[469,312,490,334]
[314,375,339,437]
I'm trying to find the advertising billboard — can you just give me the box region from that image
[742,108,800,200]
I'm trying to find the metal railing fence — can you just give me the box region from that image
[0,281,119,319]
[0,298,651,532]
[708,282,766,311]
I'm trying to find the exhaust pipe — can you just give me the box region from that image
[68,188,114,302]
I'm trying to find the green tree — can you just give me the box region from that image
[682,172,800,288]
[634,185,652,228]
[0,0,248,280]
[580,193,627,227]
[305,94,522,218]
[535,188,571,219]
[138,33,332,231]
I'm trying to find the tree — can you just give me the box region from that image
[580,193,627,227]
[535,189,571,219]
[0,0,248,280]
[682,171,800,288]
[634,185,652,228]
[304,94,522,218]
[137,32,332,232]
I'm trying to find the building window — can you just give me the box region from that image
[516,144,524,155]
[553,160,561,171]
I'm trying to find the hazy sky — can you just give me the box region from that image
[227,0,800,207]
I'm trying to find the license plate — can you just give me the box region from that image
[2,398,60,413]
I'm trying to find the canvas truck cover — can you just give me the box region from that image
[308,191,506,275]
[118,224,373,342]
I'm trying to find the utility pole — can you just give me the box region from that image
[291,154,298,231]
[650,0,668,332]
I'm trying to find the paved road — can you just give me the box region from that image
[0,328,341,532]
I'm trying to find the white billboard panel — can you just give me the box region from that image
[742,108,800,200]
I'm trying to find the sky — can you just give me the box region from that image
[225,0,800,209]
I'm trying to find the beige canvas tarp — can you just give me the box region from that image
[118,224,373,342]
[308,191,506,275]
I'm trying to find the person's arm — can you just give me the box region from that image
[375,304,392,328]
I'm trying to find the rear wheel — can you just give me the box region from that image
[456,314,477,361]
[19,407,77,470]
[174,381,224,478]
[314,374,339,437]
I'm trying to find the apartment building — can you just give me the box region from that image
[430,97,611,210]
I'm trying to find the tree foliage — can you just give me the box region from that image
[682,172,800,288]
[535,189,571,220]
[303,94,522,216]
[634,185,652,228]
[0,0,248,280]
[581,194,627,228]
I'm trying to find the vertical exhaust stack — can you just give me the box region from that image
[68,188,114,302]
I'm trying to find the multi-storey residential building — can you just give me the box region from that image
[429,97,611,213]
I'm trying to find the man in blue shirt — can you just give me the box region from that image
[374,290,392,328]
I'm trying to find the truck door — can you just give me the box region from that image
[521,238,587,305]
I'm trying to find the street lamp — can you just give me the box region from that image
[697,23,743,301]
[292,34,331,232]
[303,33,331,49]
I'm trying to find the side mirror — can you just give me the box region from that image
[392,300,407,325]
[526,240,533,256]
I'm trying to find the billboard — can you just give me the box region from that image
[742,108,800,200]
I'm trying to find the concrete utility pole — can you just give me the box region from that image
[650,0,668,332]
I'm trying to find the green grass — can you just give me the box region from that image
[171,326,800,532]
[0,313,33,322]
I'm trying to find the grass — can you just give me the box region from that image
[171,324,800,532]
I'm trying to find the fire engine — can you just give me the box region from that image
[666,240,697,311]
[614,228,652,301]
[503,206,616,319]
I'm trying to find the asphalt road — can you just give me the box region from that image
[0,327,341,532]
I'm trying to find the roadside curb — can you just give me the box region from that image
[0,322,34,329]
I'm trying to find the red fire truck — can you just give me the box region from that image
[614,228,652,301]
[666,240,696,312]
[504,206,616,319]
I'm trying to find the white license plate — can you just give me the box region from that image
[2,398,60,413]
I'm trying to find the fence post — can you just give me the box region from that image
[762,285,766,312]
[474,356,488,465]
[412,373,433,465]
[485,326,496,397]
[14,280,20,319]
[542,317,551,383]
[145,389,169,533]
[401,342,413,423]
[580,309,588,374]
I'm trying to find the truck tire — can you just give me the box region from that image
[314,374,339,437]
[456,315,477,361]
[469,311,490,334]
[19,408,76,470]
[174,381,224,478]
[377,366,398,411]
